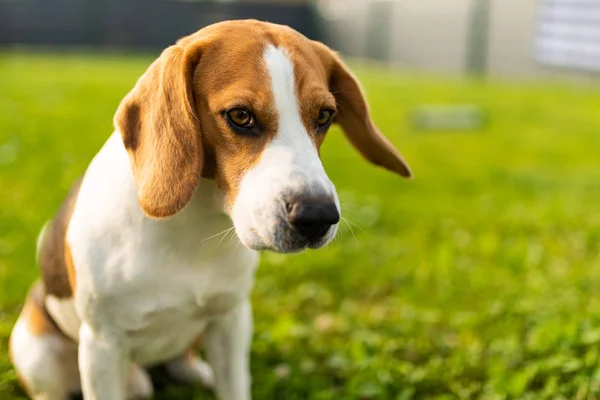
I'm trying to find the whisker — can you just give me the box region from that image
[341,217,356,243]
[345,218,367,234]
[202,227,235,242]
[218,227,237,247]
[337,227,345,247]
[337,223,344,246]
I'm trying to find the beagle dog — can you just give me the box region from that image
[9,20,411,400]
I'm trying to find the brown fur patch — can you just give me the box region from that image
[39,178,82,298]
[115,43,203,219]
[191,333,203,350]
[22,281,60,336]
[64,243,76,293]
[309,40,412,178]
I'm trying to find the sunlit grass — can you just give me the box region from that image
[1,51,599,399]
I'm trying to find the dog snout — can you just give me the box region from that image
[285,197,340,242]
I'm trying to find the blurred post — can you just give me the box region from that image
[466,0,490,77]
[365,0,393,62]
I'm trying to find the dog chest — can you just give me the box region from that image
[115,275,248,366]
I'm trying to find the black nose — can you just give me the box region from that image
[286,198,340,241]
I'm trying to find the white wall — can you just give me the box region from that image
[389,0,471,74]
[487,0,542,78]
[321,0,474,74]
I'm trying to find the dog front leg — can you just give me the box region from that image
[204,300,253,400]
[79,323,128,400]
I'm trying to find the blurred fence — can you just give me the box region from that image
[0,0,325,49]
[535,0,600,72]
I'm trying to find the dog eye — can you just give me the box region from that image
[317,109,334,129]
[227,108,256,130]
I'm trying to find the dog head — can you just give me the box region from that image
[115,20,411,253]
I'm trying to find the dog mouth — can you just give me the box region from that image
[240,218,335,253]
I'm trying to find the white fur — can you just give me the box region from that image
[10,313,161,400]
[10,317,81,400]
[45,297,80,341]
[232,45,340,253]
[204,301,253,400]
[60,132,258,399]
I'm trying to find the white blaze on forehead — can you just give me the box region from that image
[263,45,304,140]
[263,45,319,163]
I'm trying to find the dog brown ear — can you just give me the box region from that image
[114,43,203,218]
[312,42,412,178]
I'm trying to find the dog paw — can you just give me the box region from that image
[127,364,154,399]
[165,355,214,388]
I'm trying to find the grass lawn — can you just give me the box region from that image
[1,51,599,399]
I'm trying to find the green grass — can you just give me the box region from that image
[1,51,600,399]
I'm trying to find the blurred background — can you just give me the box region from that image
[3,0,600,78]
[1,0,600,399]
